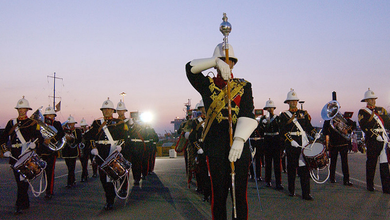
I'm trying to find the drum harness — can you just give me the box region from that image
[12,119,47,197]
[96,118,119,154]
[363,108,389,163]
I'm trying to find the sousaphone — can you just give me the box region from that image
[321,100,352,141]
[31,108,67,151]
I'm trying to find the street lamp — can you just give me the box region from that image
[120,92,126,102]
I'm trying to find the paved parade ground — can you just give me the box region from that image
[1,153,389,220]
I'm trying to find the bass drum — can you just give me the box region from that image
[13,151,47,180]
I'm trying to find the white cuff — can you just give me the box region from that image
[189,57,217,74]
[234,117,258,142]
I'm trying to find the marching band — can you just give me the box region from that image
[1,14,390,220]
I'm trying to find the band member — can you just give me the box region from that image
[184,117,198,187]
[0,97,43,215]
[177,115,193,178]
[37,106,65,200]
[79,118,91,181]
[358,88,390,193]
[249,110,264,182]
[259,99,283,190]
[116,100,131,196]
[62,115,82,188]
[128,112,147,185]
[141,123,151,180]
[83,98,127,210]
[116,101,131,162]
[186,42,258,219]
[279,89,319,200]
[323,112,355,186]
[189,100,211,202]
[145,124,159,174]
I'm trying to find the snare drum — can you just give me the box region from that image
[100,151,131,181]
[13,151,47,180]
[302,142,329,170]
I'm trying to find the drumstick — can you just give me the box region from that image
[308,129,323,150]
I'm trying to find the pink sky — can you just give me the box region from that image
[1,1,389,135]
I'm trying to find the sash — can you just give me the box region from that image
[100,119,117,155]
[284,111,308,166]
[364,108,389,163]
[202,80,246,141]
[13,119,28,153]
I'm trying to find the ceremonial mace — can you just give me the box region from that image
[220,13,237,218]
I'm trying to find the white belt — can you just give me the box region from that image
[250,137,263,141]
[95,140,118,145]
[131,139,143,142]
[264,132,279,136]
[289,131,302,136]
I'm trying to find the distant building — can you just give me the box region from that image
[171,118,185,133]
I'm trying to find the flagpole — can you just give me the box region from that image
[47,72,63,111]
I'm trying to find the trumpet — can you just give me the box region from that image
[321,100,352,141]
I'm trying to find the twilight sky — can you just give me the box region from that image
[1,1,389,135]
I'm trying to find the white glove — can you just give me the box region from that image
[197,148,204,154]
[216,58,231,80]
[91,148,99,156]
[28,142,36,150]
[377,135,384,142]
[3,151,11,158]
[291,140,300,148]
[228,138,245,162]
[314,133,321,139]
[116,145,122,152]
[262,119,267,124]
[184,132,190,140]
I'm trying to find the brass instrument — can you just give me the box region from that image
[31,109,67,151]
[321,100,352,141]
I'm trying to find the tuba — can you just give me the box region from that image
[321,100,352,141]
[31,108,67,151]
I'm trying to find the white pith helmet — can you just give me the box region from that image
[67,115,77,124]
[116,100,128,111]
[100,98,116,112]
[15,96,32,110]
[284,88,299,103]
[213,43,238,64]
[198,100,204,109]
[43,106,56,116]
[80,118,88,126]
[361,88,378,102]
[264,98,276,110]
